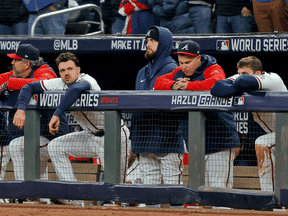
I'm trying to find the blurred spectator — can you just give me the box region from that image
[101,0,126,34]
[252,0,288,32]
[151,0,195,33]
[111,0,126,34]
[118,0,156,34]
[0,0,29,35]
[73,0,100,21]
[23,0,69,35]
[215,0,255,33]
[188,0,214,33]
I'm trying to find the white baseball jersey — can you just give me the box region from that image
[40,73,106,133]
[229,72,287,133]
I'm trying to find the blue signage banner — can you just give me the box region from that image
[0,34,287,53]
[1,90,287,112]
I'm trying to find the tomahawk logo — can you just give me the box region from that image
[216,40,229,51]
[146,30,151,38]
[181,44,189,50]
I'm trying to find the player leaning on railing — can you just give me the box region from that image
[12,52,131,206]
[0,44,69,204]
[210,56,288,192]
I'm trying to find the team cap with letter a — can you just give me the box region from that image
[174,40,201,56]
[7,44,40,61]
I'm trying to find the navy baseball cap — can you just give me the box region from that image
[7,44,40,60]
[174,40,201,56]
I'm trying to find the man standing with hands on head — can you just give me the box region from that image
[155,40,240,189]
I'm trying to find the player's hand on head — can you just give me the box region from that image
[13,109,26,129]
[49,115,60,135]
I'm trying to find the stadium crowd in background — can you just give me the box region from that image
[0,0,287,35]
[0,0,29,35]
[215,0,255,33]
[23,0,69,35]
[154,40,241,188]
[211,56,287,192]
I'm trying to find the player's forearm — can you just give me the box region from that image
[154,76,176,90]
[233,74,259,91]
[210,80,240,97]
[53,81,90,117]
[17,81,44,111]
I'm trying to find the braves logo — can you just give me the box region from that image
[181,44,189,50]
[146,30,151,38]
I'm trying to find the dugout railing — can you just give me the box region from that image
[0,90,287,210]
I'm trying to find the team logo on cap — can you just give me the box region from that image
[181,44,189,50]
[146,30,151,37]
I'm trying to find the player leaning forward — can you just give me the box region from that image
[210,56,287,191]
[13,52,130,185]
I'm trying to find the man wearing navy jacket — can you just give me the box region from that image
[130,26,185,191]
[23,0,68,35]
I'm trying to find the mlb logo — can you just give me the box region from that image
[173,41,181,49]
[28,94,38,105]
[216,40,229,51]
[234,97,244,105]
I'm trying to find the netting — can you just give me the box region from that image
[0,110,276,193]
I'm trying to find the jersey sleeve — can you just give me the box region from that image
[17,81,44,111]
[53,80,91,117]
[154,68,180,90]
[210,74,259,97]
[186,64,226,91]
[0,71,13,86]
[210,79,237,97]
[40,78,65,91]
[7,67,57,91]
[253,73,287,91]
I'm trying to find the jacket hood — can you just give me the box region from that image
[193,54,217,76]
[146,26,174,78]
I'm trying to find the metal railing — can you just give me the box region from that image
[31,4,105,36]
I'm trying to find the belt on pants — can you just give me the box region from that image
[90,130,105,137]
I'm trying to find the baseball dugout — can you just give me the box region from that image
[0,90,286,210]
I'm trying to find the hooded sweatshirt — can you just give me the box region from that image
[135,26,178,90]
[131,26,185,154]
